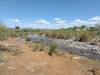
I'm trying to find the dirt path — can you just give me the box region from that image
[0,38,97,75]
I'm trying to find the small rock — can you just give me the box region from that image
[8,66,15,70]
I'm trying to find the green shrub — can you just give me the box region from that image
[78,33,88,42]
[31,43,45,51]
[32,43,39,51]
[0,54,5,63]
[39,44,44,51]
[48,43,58,56]
[25,37,31,41]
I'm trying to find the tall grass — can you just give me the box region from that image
[48,43,58,56]
[44,27,100,42]
[0,23,99,42]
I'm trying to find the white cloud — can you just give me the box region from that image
[71,16,100,27]
[88,16,100,26]
[9,19,20,23]
[74,19,86,23]
[34,19,50,25]
[71,19,88,27]
[54,18,67,25]
[54,18,62,21]
[8,16,100,28]
[89,16,100,21]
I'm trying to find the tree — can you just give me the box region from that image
[15,26,20,29]
[80,25,86,29]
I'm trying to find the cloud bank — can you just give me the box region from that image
[34,19,50,25]
[8,16,100,29]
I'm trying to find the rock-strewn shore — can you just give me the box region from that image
[52,39,100,60]
[29,35,100,60]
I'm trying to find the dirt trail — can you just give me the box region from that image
[0,38,97,75]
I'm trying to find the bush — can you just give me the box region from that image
[0,54,5,63]
[8,46,22,55]
[25,37,31,41]
[77,32,89,42]
[48,43,58,56]
[31,43,45,51]
[39,44,44,51]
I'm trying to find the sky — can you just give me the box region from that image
[0,0,100,29]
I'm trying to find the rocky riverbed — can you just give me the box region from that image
[53,39,100,60]
[29,35,100,60]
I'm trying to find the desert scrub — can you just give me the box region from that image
[25,37,31,41]
[39,44,44,51]
[7,46,22,55]
[78,32,89,42]
[31,43,38,51]
[0,54,5,63]
[74,31,91,42]
[32,43,45,51]
[48,43,58,56]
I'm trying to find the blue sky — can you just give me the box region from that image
[0,0,100,29]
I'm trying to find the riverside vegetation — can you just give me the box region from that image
[0,24,100,57]
[0,23,100,42]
